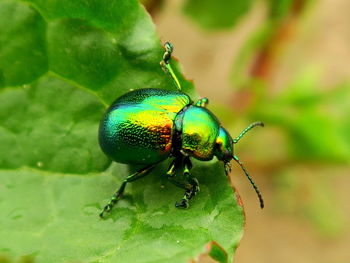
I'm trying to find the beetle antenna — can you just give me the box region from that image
[160,42,182,91]
[233,155,264,208]
[233,122,264,144]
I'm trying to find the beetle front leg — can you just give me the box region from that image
[175,157,200,209]
[195,97,209,108]
[166,156,183,178]
[100,163,156,218]
[166,156,189,188]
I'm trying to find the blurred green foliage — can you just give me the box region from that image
[250,71,350,162]
[179,0,348,238]
[182,0,254,30]
[267,0,294,19]
[182,0,300,30]
[273,166,345,237]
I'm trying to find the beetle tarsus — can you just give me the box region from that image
[174,158,199,209]
[175,198,189,209]
[160,41,182,91]
[162,42,173,64]
[99,181,127,218]
[175,179,198,209]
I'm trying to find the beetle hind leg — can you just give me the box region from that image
[100,163,156,218]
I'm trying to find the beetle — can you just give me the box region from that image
[98,42,264,218]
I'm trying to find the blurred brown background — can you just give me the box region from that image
[144,0,350,262]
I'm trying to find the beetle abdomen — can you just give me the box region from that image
[99,89,191,165]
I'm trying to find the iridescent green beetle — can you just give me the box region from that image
[98,42,264,218]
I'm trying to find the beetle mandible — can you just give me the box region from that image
[98,42,264,218]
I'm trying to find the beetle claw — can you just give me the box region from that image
[175,199,189,209]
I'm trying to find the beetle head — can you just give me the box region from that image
[214,127,234,166]
[215,123,265,209]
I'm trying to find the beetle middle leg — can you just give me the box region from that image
[160,42,182,91]
[166,156,199,209]
[100,163,156,218]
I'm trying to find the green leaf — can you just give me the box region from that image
[0,0,47,87]
[0,162,243,263]
[0,0,244,262]
[182,0,254,30]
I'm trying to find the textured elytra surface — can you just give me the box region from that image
[99,89,191,165]
[0,0,244,262]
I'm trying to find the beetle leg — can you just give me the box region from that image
[160,42,182,91]
[99,163,156,218]
[166,156,189,189]
[184,157,200,197]
[195,97,209,108]
[166,156,183,178]
[175,157,200,209]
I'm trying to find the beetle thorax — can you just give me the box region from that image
[175,105,221,161]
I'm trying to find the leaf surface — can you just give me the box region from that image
[0,0,244,262]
